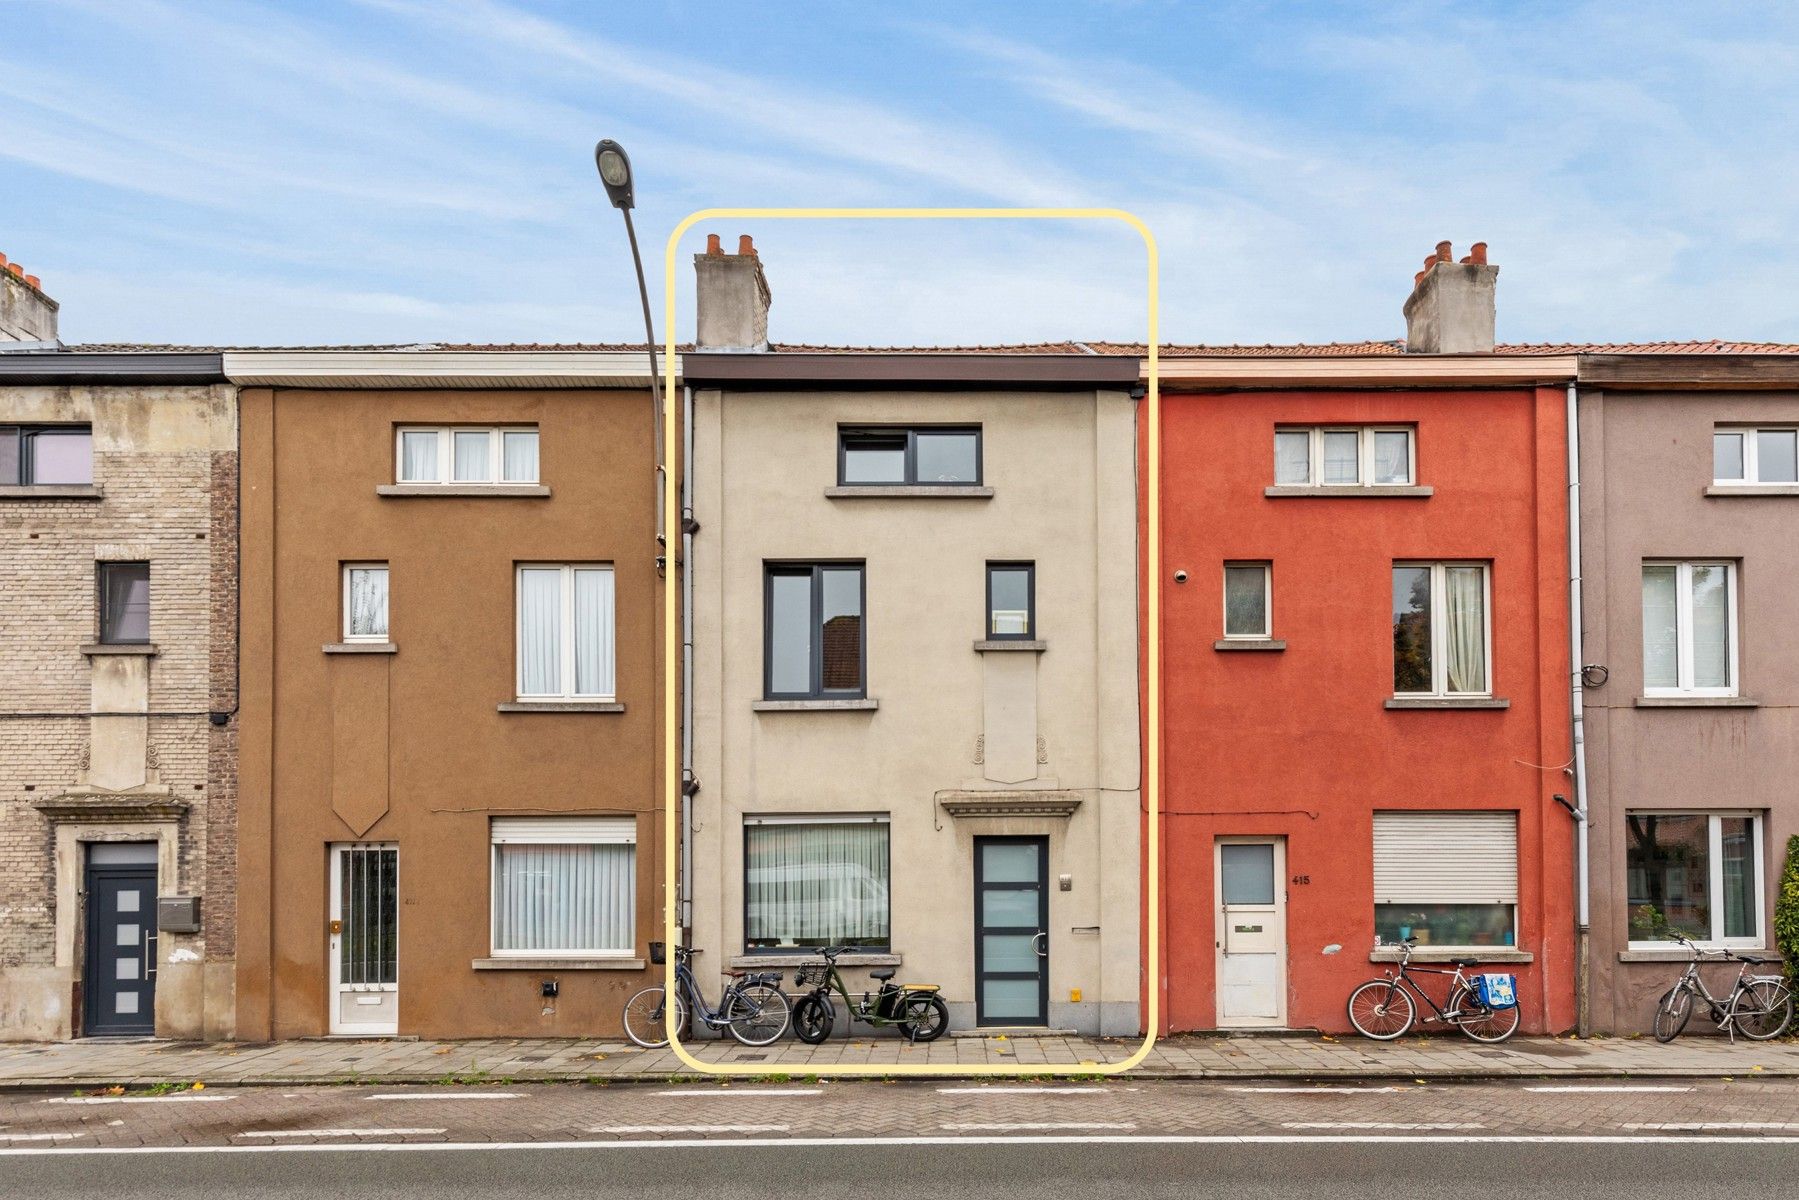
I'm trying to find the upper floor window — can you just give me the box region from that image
[1713,427,1797,486]
[1223,562,1272,640]
[343,563,390,643]
[397,426,538,485]
[1392,562,1490,697]
[986,562,1035,640]
[1627,812,1763,947]
[839,426,980,486]
[766,563,865,699]
[1275,426,1414,487]
[98,562,150,644]
[516,564,615,701]
[2,424,93,485]
[1642,561,1737,697]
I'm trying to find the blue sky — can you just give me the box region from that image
[3,1,1797,348]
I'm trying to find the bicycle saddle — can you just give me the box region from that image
[869,968,897,981]
[1738,954,1771,965]
[1450,958,1481,967]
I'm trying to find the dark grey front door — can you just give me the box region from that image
[84,847,157,1036]
[974,836,1049,1027]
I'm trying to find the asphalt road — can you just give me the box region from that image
[5,1078,1799,1197]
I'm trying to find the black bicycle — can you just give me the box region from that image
[1346,937,1521,1042]
[1652,934,1793,1043]
[789,945,949,1044]
[621,943,791,1048]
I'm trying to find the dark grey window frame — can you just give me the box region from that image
[764,561,868,700]
[97,561,151,645]
[741,816,893,954]
[2,424,94,485]
[837,425,983,487]
[985,561,1036,640]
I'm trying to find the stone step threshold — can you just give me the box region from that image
[949,1027,1080,1039]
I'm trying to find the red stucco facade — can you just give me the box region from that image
[1149,385,1575,1035]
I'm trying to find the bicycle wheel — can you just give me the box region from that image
[791,994,835,1044]
[899,993,949,1043]
[1448,984,1521,1043]
[1732,979,1794,1041]
[1652,984,1693,1044]
[622,985,689,1049]
[1346,979,1415,1040]
[724,981,792,1046]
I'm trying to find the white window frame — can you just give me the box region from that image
[1641,560,1738,698]
[1275,426,1415,487]
[514,563,616,702]
[1221,561,1272,640]
[1712,425,1798,486]
[1393,561,1493,698]
[1372,810,1519,952]
[489,817,637,960]
[394,426,539,485]
[341,562,389,644]
[1625,810,1764,949]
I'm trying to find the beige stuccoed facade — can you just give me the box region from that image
[688,370,1142,1036]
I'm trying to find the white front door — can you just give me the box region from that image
[328,843,398,1035]
[1214,837,1287,1028]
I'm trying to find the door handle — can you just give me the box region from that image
[142,930,157,981]
[1032,931,1047,958]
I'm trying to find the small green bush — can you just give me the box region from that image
[1774,834,1799,987]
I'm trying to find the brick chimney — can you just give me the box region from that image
[693,234,771,351]
[1403,240,1496,354]
[0,253,60,344]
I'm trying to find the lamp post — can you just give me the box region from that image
[594,138,666,553]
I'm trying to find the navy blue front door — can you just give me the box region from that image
[84,863,157,1036]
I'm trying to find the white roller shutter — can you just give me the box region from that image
[491,816,636,845]
[1373,811,1517,905]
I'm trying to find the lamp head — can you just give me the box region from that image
[594,139,635,210]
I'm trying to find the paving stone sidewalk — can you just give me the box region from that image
[2,1031,1796,1089]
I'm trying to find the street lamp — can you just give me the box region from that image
[594,138,665,553]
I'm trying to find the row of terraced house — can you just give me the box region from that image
[2,238,1796,1044]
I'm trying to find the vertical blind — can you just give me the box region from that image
[491,818,635,955]
[745,819,889,948]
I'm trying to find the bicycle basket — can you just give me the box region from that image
[794,963,831,988]
[1472,973,1518,1010]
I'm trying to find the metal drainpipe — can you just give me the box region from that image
[680,383,695,934]
[1566,379,1592,1037]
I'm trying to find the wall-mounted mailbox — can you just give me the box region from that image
[157,895,201,933]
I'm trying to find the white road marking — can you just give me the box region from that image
[650,1088,821,1097]
[942,1122,1137,1131]
[1525,1085,1693,1093]
[44,1094,233,1105]
[1228,1086,1408,1094]
[0,1133,82,1142]
[366,1093,523,1101]
[595,1125,791,1134]
[1622,1122,1799,1131]
[937,1086,1107,1095]
[9,1133,1799,1156]
[1285,1122,1485,1130]
[235,1128,447,1139]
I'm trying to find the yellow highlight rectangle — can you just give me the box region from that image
[661,207,1160,1075]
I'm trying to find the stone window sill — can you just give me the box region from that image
[1618,948,1780,963]
[0,484,103,500]
[729,952,900,969]
[1371,947,1533,964]
[752,698,879,712]
[824,485,994,499]
[376,484,551,498]
[81,643,158,657]
[974,639,1046,652]
[1704,485,1799,497]
[323,642,397,655]
[471,957,645,971]
[497,701,625,713]
[1264,485,1433,499]
[1215,638,1285,652]
[1634,696,1759,708]
[1385,697,1511,710]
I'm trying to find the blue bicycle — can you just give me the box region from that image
[622,942,791,1048]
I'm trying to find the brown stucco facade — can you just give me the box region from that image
[1579,372,1799,1032]
[235,372,665,1039]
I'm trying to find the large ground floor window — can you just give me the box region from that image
[1373,810,1518,949]
[1627,811,1763,947]
[744,815,890,951]
[490,817,636,958]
